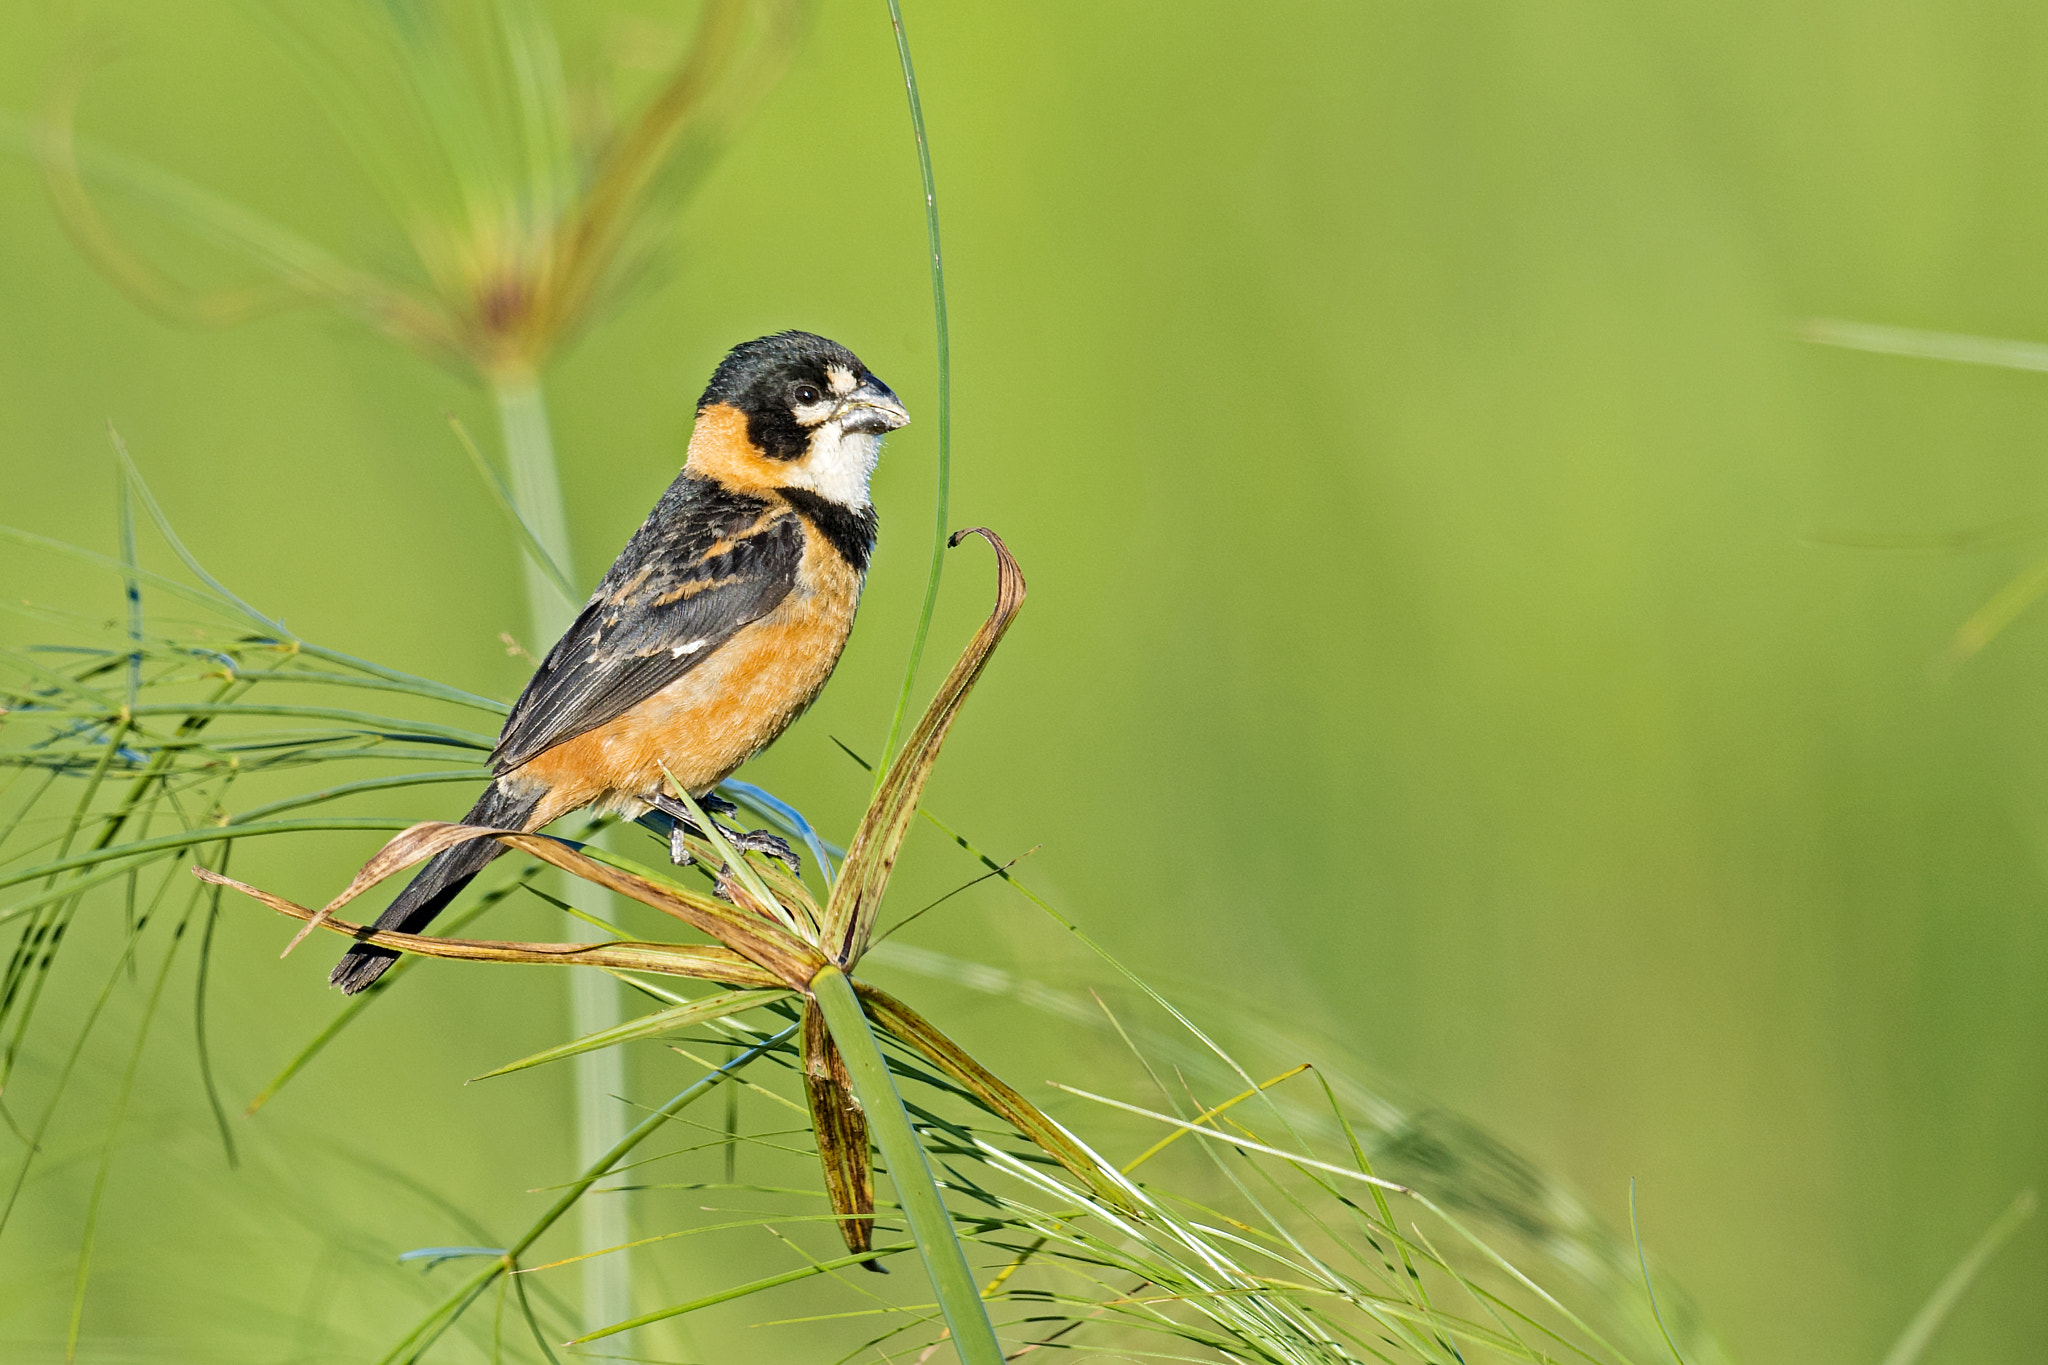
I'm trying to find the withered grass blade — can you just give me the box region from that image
[855,980,1126,1207]
[825,529,1026,964]
[801,1000,877,1259]
[552,838,824,986]
[250,820,826,987]
[474,987,794,1081]
[278,819,513,953]
[192,867,782,986]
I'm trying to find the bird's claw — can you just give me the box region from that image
[645,791,797,876]
[728,828,801,877]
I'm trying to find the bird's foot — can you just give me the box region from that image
[726,827,800,877]
[646,791,799,876]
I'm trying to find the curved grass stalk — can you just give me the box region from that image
[65,854,213,1362]
[876,0,953,781]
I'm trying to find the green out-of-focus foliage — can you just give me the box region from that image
[1,0,2045,1362]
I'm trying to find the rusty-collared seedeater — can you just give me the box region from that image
[331,332,908,993]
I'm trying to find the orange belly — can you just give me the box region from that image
[508,554,860,829]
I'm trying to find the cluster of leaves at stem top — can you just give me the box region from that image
[21,0,804,384]
[199,528,1124,1273]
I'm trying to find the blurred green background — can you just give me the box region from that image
[2,0,2045,1360]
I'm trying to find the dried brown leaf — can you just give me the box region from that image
[253,821,825,987]
[193,866,783,986]
[856,980,1127,1209]
[825,529,1026,964]
[801,999,876,1258]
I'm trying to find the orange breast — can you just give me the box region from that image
[509,522,862,827]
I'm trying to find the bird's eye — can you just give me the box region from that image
[793,384,821,405]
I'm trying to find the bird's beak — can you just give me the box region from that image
[834,378,910,435]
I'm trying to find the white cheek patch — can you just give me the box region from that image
[783,423,883,507]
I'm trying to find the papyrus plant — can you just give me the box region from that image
[196,529,1109,1361]
[34,0,800,385]
[15,6,809,1330]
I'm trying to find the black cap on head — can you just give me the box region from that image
[698,331,881,460]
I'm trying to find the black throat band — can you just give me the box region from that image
[778,487,879,574]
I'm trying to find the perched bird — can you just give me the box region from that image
[331,331,908,993]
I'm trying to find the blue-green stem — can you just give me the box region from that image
[876,0,951,787]
[489,369,631,1342]
[811,967,1002,1364]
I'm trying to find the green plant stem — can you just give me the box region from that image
[876,0,951,785]
[493,372,579,634]
[490,369,631,1341]
[810,967,1000,1365]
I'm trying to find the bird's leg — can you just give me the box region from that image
[646,790,801,877]
[647,791,703,866]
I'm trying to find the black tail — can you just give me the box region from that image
[329,782,543,995]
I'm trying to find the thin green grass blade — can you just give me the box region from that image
[228,770,491,825]
[662,777,795,933]
[519,1210,877,1273]
[445,413,577,602]
[374,1025,797,1365]
[876,0,953,784]
[116,470,141,709]
[1939,549,2048,672]
[109,427,292,635]
[472,987,792,1080]
[289,641,510,711]
[1630,1182,1688,1365]
[1799,318,2048,373]
[566,1243,918,1344]
[245,872,537,1115]
[1879,1189,2037,1365]
[510,1267,566,1365]
[1049,1085,1415,1196]
[0,524,279,631]
[0,817,416,895]
[192,852,239,1165]
[1312,1068,1443,1335]
[65,862,205,1360]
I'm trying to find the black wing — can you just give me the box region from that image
[491,487,804,773]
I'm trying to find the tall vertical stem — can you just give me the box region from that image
[490,370,632,1344]
[812,967,1003,1364]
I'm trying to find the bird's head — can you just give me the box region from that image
[688,331,909,507]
